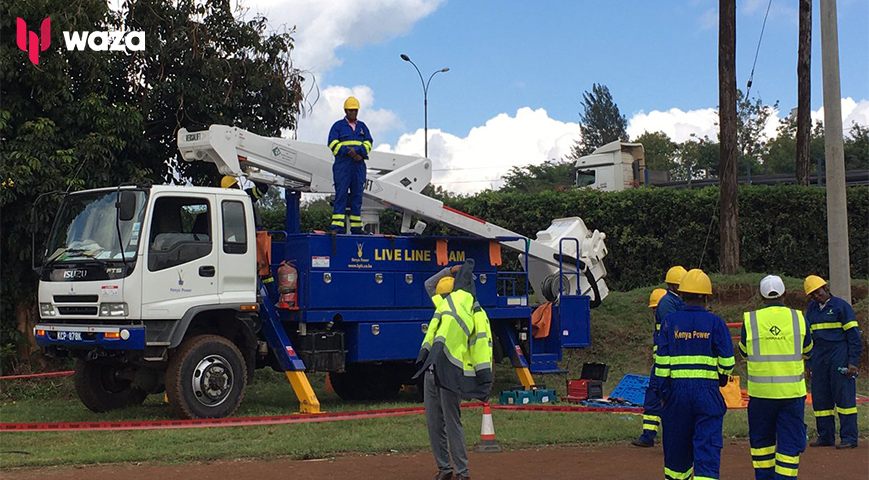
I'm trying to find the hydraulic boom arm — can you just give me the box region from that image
[177,125,608,301]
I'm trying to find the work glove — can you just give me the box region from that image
[415,349,429,366]
[718,373,729,388]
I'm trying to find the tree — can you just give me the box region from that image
[844,123,869,171]
[568,84,628,158]
[500,160,576,193]
[763,116,825,175]
[736,90,778,177]
[0,0,304,372]
[719,0,739,274]
[796,0,812,185]
[676,136,720,180]
[634,131,678,172]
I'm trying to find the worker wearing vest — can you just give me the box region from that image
[804,275,862,449]
[414,260,493,480]
[632,287,668,448]
[424,265,461,311]
[739,275,813,480]
[328,96,372,234]
[655,269,735,480]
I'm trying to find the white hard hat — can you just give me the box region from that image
[760,275,786,299]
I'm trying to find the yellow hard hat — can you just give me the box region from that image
[344,96,360,110]
[678,269,713,295]
[804,275,827,295]
[665,265,688,285]
[649,288,668,308]
[221,175,238,189]
[435,277,454,295]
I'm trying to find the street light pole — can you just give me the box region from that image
[401,54,449,158]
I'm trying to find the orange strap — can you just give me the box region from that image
[436,239,448,266]
[488,241,502,266]
[531,302,553,339]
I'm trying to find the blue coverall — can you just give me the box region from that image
[328,118,372,233]
[655,305,735,480]
[638,290,686,445]
[806,295,862,446]
[739,304,813,480]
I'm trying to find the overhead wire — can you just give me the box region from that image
[745,0,774,99]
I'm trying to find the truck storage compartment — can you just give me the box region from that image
[345,321,426,362]
[296,331,345,372]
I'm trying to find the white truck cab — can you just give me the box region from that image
[574,141,646,192]
[36,185,259,417]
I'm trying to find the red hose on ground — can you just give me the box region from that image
[0,370,74,381]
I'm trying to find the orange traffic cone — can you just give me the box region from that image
[476,402,502,453]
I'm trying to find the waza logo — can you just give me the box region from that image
[16,18,51,65]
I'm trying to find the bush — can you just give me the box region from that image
[452,185,868,290]
[262,185,867,292]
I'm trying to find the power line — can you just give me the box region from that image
[745,0,773,99]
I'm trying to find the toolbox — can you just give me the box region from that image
[565,362,609,403]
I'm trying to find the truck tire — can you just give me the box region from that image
[166,335,248,419]
[73,358,148,413]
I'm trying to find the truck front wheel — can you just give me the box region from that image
[166,335,248,419]
[74,358,148,413]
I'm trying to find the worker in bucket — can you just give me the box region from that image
[655,269,735,480]
[632,287,668,447]
[328,96,373,234]
[414,259,493,480]
[804,275,862,449]
[739,275,813,479]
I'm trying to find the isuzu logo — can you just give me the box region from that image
[63,270,88,279]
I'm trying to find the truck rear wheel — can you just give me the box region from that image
[166,335,248,419]
[74,358,148,413]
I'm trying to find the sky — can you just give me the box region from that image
[240,0,869,192]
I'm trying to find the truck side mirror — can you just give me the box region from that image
[118,191,137,222]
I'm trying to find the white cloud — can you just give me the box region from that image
[812,98,869,135]
[374,98,869,195]
[377,108,579,194]
[241,0,445,143]
[243,0,445,75]
[628,108,721,143]
[293,85,402,143]
[627,97,869,144]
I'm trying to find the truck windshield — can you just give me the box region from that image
[44,190,148,264]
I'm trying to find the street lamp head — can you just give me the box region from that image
[441,67,450,72]
[400,54,411,61]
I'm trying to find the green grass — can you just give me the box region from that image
[2,274,867,469]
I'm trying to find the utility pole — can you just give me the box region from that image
[719,0,739,274]
[796,0,811,186]
[819,0,851,299]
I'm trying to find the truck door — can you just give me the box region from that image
[142,193,219,318]
[217,198,257,304]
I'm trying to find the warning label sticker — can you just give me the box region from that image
[312,256,330,268]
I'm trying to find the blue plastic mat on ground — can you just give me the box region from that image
[608,374,650,406]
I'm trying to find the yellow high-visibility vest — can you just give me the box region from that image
[743,307,809,399]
